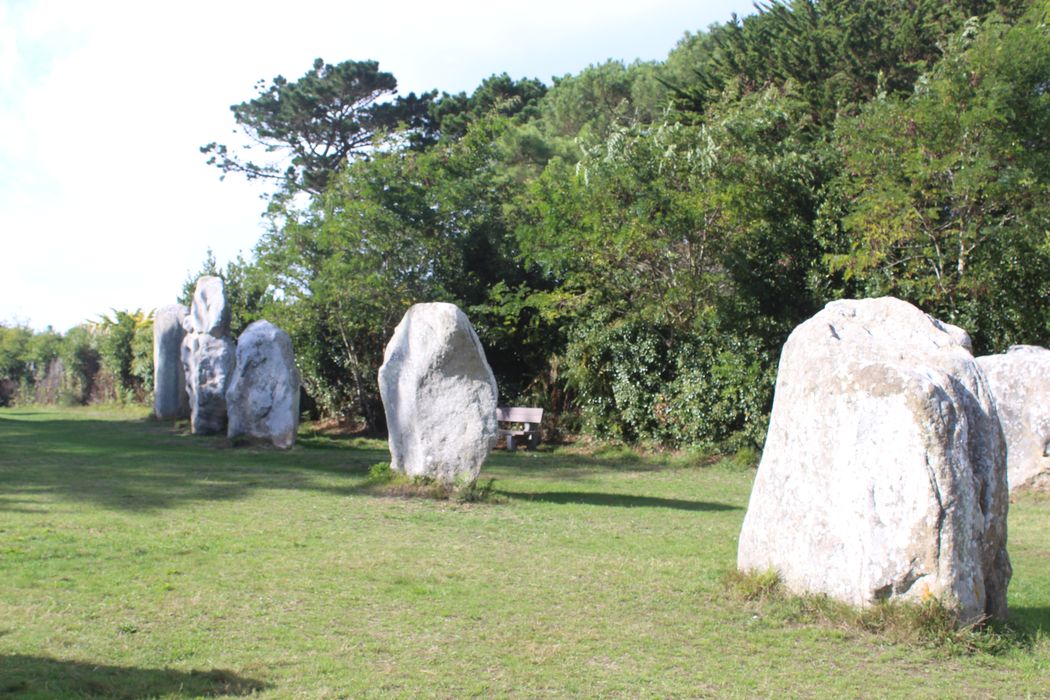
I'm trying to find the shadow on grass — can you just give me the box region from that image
[496,489,740,511]
[0,414,386,513]
[0,655,268,698]
[0,412,726,513]
[489,451,658,472]
[1009,606,1050,638]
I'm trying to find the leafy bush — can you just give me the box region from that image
[60,325,101,405]
[564,315,774,449]
[0,324,32,405]
[564,316,669,443]
[130,321,154,401]
[96,310,153,403]
[663,332,775,450]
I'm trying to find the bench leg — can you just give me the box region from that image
[506,434,516,452]
[524,423,538,451]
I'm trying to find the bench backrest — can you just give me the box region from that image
[496,406,544,423]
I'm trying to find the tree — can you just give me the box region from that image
[425,73,547,143]
[26,328,62,375]
[535,60,668,157]
[522,123,725,328]
[821,10,1050,351]
[517,84,826,446]
[523,82,825,337]
[190,2,1046,447]
[250,114,560,428]
[666,0,1019,124]
[202,58,432,195]
[254,145,454,428]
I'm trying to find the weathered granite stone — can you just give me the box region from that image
[184,276,230,338]
[738,297,1010,625]
[181,333,236,435]
[977,345,1050,491]
[226,320,300,449]
[378,302,498,485]
[153,304,189,420]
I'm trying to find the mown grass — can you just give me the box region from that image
[0,406,1047,698]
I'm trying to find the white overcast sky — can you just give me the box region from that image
[0,0,756,331]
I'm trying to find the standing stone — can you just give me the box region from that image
[226,320,300,449]
[185,275,231,337]
[181,277,235,435]
[153,304,189,420]
[977,345,1050,491]
[738,297,1010,625]
[378,303,498,485]
[181,333,236,435]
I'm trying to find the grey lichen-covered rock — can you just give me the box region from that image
[153,304,189,420]
[181,333,236,435]
[179,276,237,435]
[226,320,300,449]
[738,297,1010,625]
[977,345,1050,491]
[184,275,230,338]
[378,302,498,485]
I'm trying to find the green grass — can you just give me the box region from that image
[0,406,1047,698]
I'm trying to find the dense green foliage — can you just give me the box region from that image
[96,309,153,403]
[666,0,1027,123]
[0,313,151,407]
[190,0,1049,445]
[14,0,1039,444]
[820,10,1050,347]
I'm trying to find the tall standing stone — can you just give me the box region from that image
[738,297,1010,625]
[181,276,235,435]
[977,345,1050,491]
[226,320,300,449]
[153,304,189,420]
[181,333,236,435]
[378,303,498,485]
[187,275,231,337]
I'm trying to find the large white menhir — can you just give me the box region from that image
[378,302,498,486]
[737,297,1010,626]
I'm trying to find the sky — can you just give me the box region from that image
[0,0,757,332]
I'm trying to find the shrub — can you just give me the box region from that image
[563,315,775,449]
[60,325,100,405]
[564,316,670,443]
[664,334,774,450]
[96,310,153,403]
[0,324,32,405]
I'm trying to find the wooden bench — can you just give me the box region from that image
[496,407,544,451]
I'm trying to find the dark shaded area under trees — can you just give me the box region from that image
[6,0,1048,450]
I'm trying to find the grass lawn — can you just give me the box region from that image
[0,406,1047,699]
